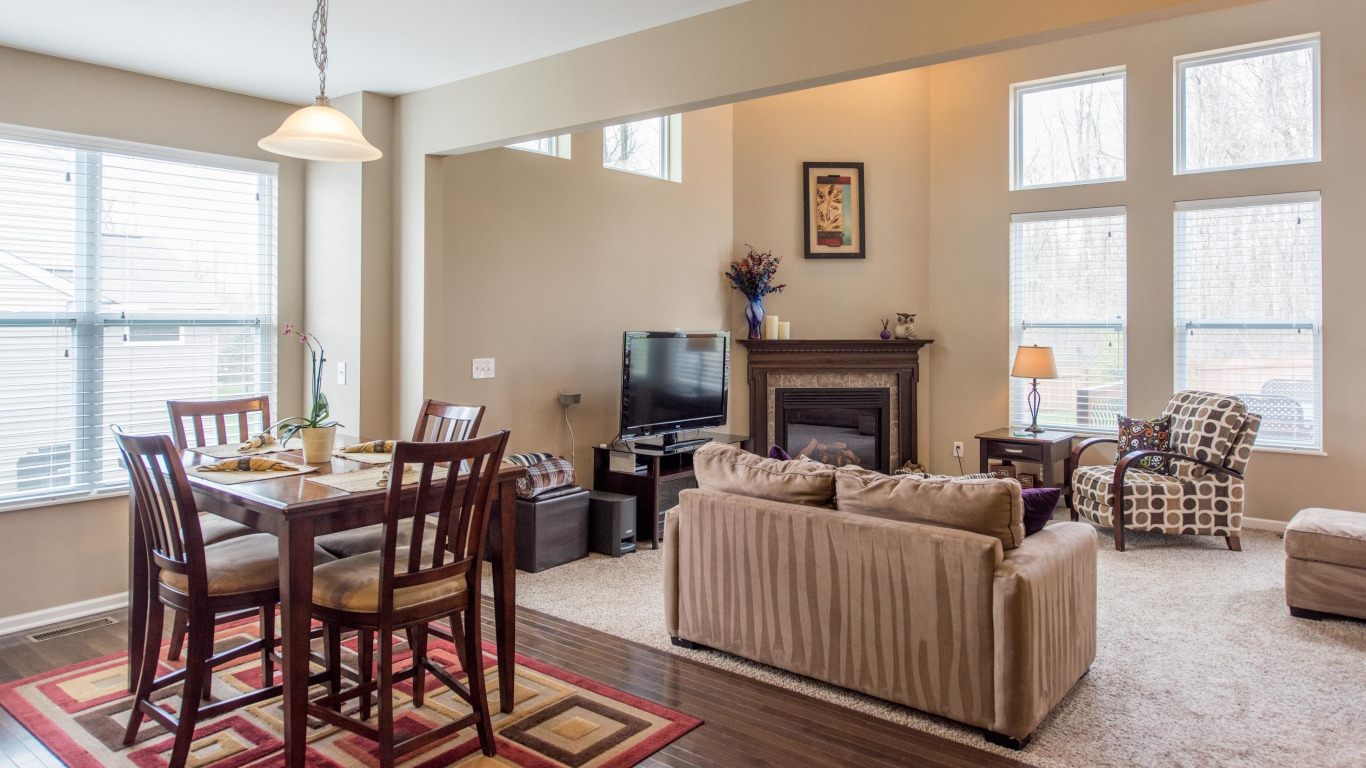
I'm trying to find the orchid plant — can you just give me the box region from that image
[273,324,342,443]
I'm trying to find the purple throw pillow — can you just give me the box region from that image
[1021,487,1061,536]
[767,444,793,461]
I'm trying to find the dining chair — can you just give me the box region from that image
[114,427,333,768]
[309,432,509,767]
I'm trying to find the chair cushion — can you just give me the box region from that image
[312,546,467,613]
[315,518,439,559]
[198,513,255,546]
[1073,464,1187,509]
[693,442,836,507]
[160,533,337,596]
[1163,391,1247,478]
[834,467,1023,550]
[1285,508,1366,570]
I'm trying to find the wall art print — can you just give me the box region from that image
[803,161,865,259]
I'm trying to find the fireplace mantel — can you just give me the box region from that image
[739,339,933,468]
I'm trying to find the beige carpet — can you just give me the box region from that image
[496,524,1366,768]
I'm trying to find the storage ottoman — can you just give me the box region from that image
[501,485,590,573]
[1284,507,1366,621]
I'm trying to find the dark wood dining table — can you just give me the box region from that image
[126,441,526,768]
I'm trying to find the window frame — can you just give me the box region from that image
[602,115,682,182]
[1010,67,1127,191]
[507,134,572,159]
[1174,35,1321,176]
[1173,190,1323,454]
[0,123,279,511]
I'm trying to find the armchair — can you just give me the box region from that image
[1064,390,1261,552]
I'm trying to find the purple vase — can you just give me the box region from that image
[745,297,765,340]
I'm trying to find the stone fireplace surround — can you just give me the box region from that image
[738,339,932,471]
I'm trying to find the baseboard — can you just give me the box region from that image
[0,592,128,638]
[1242,516,1288,534]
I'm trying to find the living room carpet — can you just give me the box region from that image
[0,620,699,768]
[502,526,1366,768]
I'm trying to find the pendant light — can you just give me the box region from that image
[259,0,381,162]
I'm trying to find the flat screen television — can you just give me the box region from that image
[619,331,730,446]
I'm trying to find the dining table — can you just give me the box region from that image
[125,436,527,768]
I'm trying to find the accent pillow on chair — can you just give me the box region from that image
[1116,414,1174,475]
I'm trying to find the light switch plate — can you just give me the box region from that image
[472,358,495,379]
[337,362,347,385]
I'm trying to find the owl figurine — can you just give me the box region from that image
[893,313,918,339]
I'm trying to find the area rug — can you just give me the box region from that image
[0,620,700,768]
[500,525,1366,768]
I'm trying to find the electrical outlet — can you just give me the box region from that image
[472,358,495,379]
[953,441,964,458]
[337,362,346,385]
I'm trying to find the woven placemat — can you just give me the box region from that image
[307,464,450,493]
[333,450,392,465]
[191,463,316,485]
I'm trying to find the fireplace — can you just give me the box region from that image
[775,388,891,472]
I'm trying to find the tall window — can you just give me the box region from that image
[0,129,278,508]
[1175,192,1321,451]
[1176,36,1319,174]
[603,115,680,181]
[1010,208,1127,431]
[507,134,571,159]
[1012,69,1126,190]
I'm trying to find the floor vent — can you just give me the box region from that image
[27,616,119,643]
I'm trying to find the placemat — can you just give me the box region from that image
[187,438,297,459]
[332,449,392,465]
[307,464,450,493]
[191,463,316,485]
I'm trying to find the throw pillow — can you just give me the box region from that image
[766,444,793,461]
[834,467,1025,551]
[1021,487,1061,536]
[1117,414,1174,475]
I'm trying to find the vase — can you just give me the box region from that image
[300,426,336,464]
[744,297,765,340]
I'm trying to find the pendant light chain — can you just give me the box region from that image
[312,0,329,101]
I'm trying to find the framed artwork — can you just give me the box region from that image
[803,162,865,259]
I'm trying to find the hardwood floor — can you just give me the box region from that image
[0,601,1028,768]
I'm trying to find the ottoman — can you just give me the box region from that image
[1284,508,1366,621]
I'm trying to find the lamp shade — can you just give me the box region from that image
[259,99,382,162]
[1011,345,1058,379]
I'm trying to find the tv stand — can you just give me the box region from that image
[641,434,711,453]
[592,432,752,549]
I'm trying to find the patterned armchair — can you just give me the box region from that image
[1066,391,1261,552]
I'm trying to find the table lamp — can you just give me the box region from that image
[1011,345,1057,434]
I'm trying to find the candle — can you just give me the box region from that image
[777,321,791,340]
[762,315,780,340]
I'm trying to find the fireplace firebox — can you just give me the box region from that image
[775,388,891,472]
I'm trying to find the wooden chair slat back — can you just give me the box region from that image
[112,427,206,588]
[167,396,272,450]
[411,399,484,443]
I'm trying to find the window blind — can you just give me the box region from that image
[1174,192,1321,451]
[1010,208,1127,431]
[0,128,278,508]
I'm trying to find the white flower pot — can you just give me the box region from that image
[300,426,336,464]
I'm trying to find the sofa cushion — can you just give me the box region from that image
[834,468,1024,550]
[1285,508,1366,570]
[692,442,836,507]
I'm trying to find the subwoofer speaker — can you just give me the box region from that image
[588,490,636,557]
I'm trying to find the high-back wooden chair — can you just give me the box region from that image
[412,398,484,442]
[114,427,285,768]
[310,431,510,768]
[167,395,272,450]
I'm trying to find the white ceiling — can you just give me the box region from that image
[0,0,751,103]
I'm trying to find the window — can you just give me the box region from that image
[603,115,680,181]
[1012,69,1126,190]
[1175,192,1321,451]
[1010,208,1127,431]
[1177,36,1319,174]
[0,128,278,508]
[507,134,571,159]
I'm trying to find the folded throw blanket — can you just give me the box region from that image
[200,457,297,472]
[504,452,556,467]
[516,457,576,499]
[340,440,396,454]
[238,432,277,452]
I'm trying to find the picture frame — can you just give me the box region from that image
[802,162,866,259]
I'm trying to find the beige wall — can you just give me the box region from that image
[0,46,306,620]
[926,0,1366,522]
[437,106,735,479]
[730,69,934,457]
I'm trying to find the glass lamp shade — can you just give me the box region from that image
[259,98,382,162]
[1011,345,1058,379]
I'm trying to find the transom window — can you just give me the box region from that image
[0,127,278,508]
[603,115,680,181]
[1011,69,1126,190]
[507,134,571,159]
[1176,36,1320,174]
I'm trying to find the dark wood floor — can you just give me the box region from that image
[0,601,1028,768]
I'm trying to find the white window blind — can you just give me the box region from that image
[1012,69,1126,190]
[1175,192,1321,451]
[0,127,278,508]
[1010,208,1127,431]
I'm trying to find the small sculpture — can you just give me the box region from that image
[879,319,892,340]
[893,313,918,339]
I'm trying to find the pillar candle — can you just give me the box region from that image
[777,322,791,340]
[762,315,780,340]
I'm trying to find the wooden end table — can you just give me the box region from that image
[975,428,1075,488]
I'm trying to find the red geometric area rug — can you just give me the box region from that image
[0,620,700,768]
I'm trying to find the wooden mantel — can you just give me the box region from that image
[738,338,933,467]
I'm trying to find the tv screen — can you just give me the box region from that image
[620,332,730,438]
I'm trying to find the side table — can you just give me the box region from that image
[975,428,1075,488]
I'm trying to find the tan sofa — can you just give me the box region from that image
[663,444,1097,748]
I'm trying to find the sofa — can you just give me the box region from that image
[663,443,1097,748]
